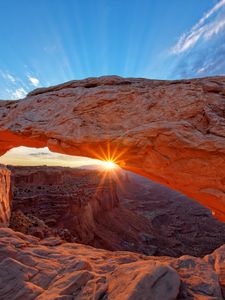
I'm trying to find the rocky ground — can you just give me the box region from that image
[8,165,225,258]
[0,227,224,299]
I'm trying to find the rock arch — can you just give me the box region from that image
[0,76,225,220]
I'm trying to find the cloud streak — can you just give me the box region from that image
[0,70,41,99]
[171,0,225,54]
[27,75,40,87]
[168,0,225,79]
[12,88,27,99]
[1,71,16,83]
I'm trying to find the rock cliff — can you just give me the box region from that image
[0,76,225,220]
[0,165,11,226]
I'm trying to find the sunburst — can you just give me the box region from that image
[101,160,117,169]
[83,142,130,199]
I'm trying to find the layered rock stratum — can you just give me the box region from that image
[0,76,225,220]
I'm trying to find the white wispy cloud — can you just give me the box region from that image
[197,66,207,74]
[194,0,225,28]
[27,75,40,87]
[171,0,225,54]
[205,18,225,39]
[1,71,16,83]
[12,88,27,99]
[0,70,41,99]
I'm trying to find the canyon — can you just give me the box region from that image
[8,165,225,258]
[0,75,225,299]
[9,165,156,255]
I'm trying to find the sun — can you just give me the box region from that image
[85,141,127,172]
[102,160,117,170]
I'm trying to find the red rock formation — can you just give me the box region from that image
[0,76,225,221]
[0,165,11,226]
[0,227,224,300]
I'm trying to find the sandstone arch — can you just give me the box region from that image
[0,76,225,220]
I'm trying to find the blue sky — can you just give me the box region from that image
[0,0,225,100]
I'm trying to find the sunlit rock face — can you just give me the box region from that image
[0,165,11,226]
[0,76,225,220]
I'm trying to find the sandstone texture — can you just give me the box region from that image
[0,227,224,300]
[0,76,225,220]
[0,165,11,226]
